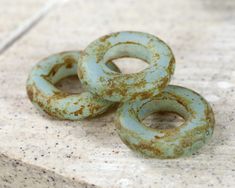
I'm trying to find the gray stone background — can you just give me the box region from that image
[0,0,235,187]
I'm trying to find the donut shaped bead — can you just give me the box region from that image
[26,51,119,120]
[115,85,215,158]
[77,31,175,102]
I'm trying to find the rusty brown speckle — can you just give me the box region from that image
[64,56,76,69]
[26,85,34,102]
[133,142,163,157]
[73,105,85,116]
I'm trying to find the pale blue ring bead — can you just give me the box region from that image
[26,51,119,120]
[77,31,175,102]
[115,85,215,158]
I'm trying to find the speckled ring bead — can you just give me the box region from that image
[26,51,119,120]
[77,31,175,102]
[115,85,215,158]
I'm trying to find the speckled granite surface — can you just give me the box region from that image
[0,0,46,43]
[0,0,235,187]
[0,154,97,188]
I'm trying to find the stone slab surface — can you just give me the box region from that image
[0,0,47,49]
[0,0,235,187]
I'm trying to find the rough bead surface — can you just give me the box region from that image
[26,51,119,120]
[77,31,175,102]
[115,85,215,158]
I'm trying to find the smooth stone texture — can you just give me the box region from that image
[0,0,235,187]
[0,0,48,51]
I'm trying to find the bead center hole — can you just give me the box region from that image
[143,112,185,130]
[112,57,149,74]
[55,75,84,93]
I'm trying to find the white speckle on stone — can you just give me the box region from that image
[116,178,133,187]
[205,94,220,102]
[217,81,233,89]
[232,71,235,77]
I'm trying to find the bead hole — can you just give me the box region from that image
[55,75,84,93]
[143,112,185,130]
[112,57,149,74]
